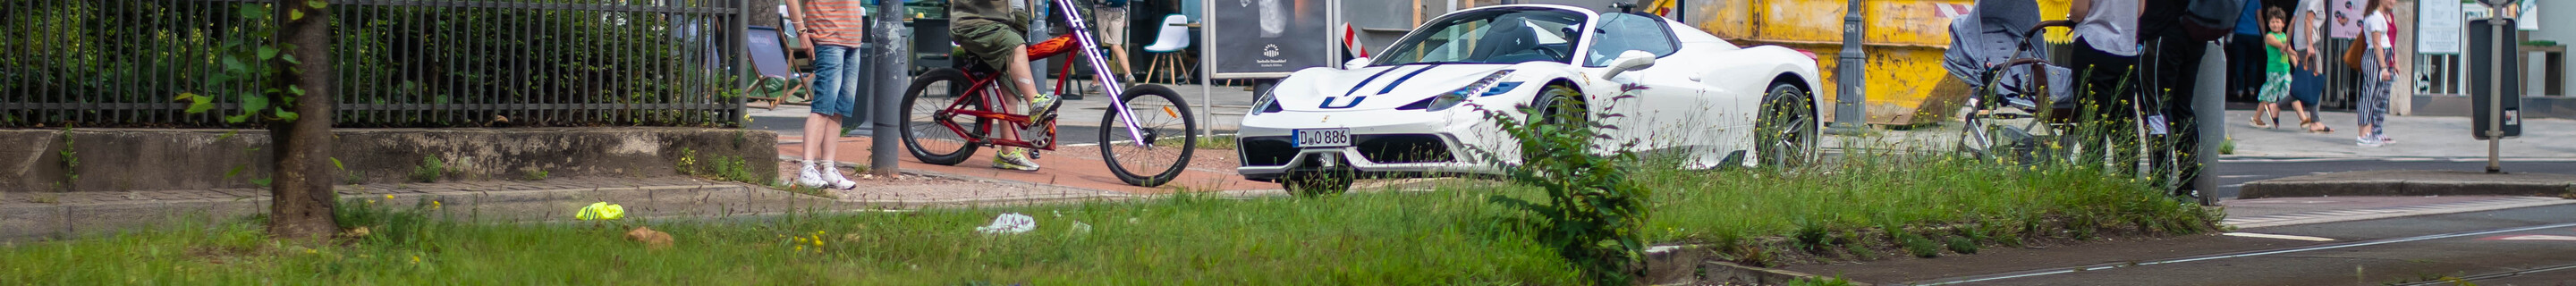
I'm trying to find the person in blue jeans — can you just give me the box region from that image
[788,0,867,189]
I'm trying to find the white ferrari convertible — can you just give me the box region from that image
[1234,4,1823,192]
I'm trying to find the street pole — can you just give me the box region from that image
[2195,41,2225,206]
[2487,16,2504,173]
[1827,0,1868,135]
[869,0,908,176]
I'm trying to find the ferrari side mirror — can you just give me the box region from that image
[1600,50,1657,79]
[1344,57,1370,69]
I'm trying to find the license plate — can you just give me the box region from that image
[1293,129,1351,147]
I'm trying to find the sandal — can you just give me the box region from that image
[2249,115,2272,128]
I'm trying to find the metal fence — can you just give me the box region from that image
[2,0,750,128]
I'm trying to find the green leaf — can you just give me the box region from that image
[307,0,327,9]
[240,94,269,114]
[287,86,305,96]
[290,9,302,21]
[330,157,343,171]
[235,4,262,20]
[216,130,239,141]
[220,57,246,72]
[274,108,300,122]
[281,55,300,65]
[223,114,252,123]
[257,46,278,60]
[183,94,214,114]
[224,165,245,180]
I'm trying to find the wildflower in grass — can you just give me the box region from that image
[430,200,442,210]
[411,255,419,264]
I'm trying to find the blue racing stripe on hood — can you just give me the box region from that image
[1377,63,1444,95]
[1341,66,1408,97]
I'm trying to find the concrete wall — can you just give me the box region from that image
[0,128,777,193]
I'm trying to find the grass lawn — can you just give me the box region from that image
[0,155,2215,284]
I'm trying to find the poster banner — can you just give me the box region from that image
[2419,0,2462,55]
[2330,0,2363,39]
[1208,0,1335,79]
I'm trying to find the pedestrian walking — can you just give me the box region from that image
[2289,0,2333,133]
[2069,0,2142,168]
[787,0,867,189]
[2252,7,2295,129]
[2355,0,2399,147]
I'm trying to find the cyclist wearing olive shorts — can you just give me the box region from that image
[951,0,1060,171]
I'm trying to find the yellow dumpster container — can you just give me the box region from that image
[1688,0,2068,126]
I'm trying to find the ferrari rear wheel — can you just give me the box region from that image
[1755,81,1817,169]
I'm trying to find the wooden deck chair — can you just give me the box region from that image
[746,25,812,110]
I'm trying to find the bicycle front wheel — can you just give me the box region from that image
[1097,84,1198,187]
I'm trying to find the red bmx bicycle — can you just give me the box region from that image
[901,0,1198,187]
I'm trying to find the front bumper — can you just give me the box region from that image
[1233,110,1504,181]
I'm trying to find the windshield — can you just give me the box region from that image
[1370,8,1587,66]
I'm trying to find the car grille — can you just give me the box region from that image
[1238,137,1297,166]
[1354,134,1453,164]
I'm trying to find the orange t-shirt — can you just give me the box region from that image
[802,0,867,47]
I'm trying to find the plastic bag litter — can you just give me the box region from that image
[976,213,1037,234]
[576,202,625,220]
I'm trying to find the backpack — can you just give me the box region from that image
[2180,0,2245,41]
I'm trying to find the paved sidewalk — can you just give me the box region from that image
[1818,109,2576,160]
[779,135,1278,195]
[749,80,1260,138]
[2223,109,2576,159]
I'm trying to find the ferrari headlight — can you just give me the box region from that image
[1250,88,1283,115]
[1428,71,1515,112]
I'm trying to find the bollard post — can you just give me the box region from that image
[1827,0,1868,135]
[869,0,909,176]
[2194,41,2225,206]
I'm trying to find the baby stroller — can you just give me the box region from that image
[1943,0,2075,164]
[1944,0,2187,189]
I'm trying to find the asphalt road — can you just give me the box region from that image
[2215,159,2576,200]
[1903,204,2576,286]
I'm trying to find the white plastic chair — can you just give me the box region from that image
[1142,14,1193,84]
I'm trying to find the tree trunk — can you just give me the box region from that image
[267,0,338,241]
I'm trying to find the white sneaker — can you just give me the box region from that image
[794,161,834,189]
[818,161,858,189]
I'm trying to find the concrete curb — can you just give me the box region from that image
[0,181,835,241]
[2240,170,2576,198]
[1640,244,1869,286]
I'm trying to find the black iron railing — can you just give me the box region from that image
[2,0,751,128]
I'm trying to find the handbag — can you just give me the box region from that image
[2341,37,2369,71]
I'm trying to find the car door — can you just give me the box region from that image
[1587,13,1725,158]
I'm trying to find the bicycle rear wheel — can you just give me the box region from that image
[1097,84,1197,187]
[902,68,986,165]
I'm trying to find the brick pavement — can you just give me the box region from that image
[778,135,1281,195]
